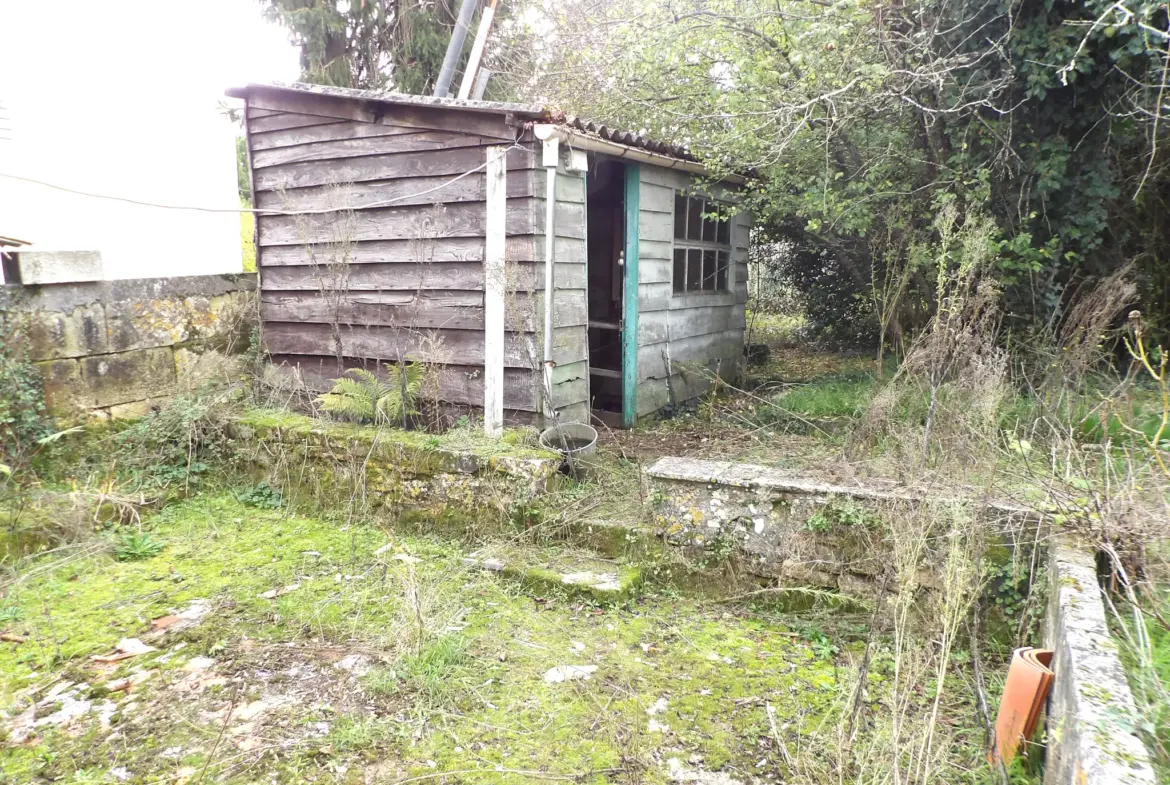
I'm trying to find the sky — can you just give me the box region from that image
[0,1,300,278]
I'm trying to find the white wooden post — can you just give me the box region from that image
[483,145,507,436]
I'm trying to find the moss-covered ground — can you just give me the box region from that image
[0,491,995,784]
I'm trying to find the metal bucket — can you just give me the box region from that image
[538,423,599,479]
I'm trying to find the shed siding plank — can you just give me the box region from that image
[639,239,673,261]
[263,322,550,368]
[257,200,534,246]
[260,261,586,292]
[252,131,501,168]
[250,119,426,151]
[636,370,727,417]
[260,292,582,331]
[635,305,745,345]
[638,210,674,243]
[260,234,544,267]
[639,258,673,286]
[269,355,540,411]
[245,88,516,139]
[531,199,587,240]
[639,167,690,190]
[640,182,675,214]
[636,329,742,372]
[256,171,533,212]
[253,147,534,191]
[639,285,738,313]
[247,113,346,133]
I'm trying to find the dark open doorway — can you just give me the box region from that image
[585,156,627,423]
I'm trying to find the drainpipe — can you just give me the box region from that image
[433,0,479,98]
[534,126,560,421]
[528,125,746,185]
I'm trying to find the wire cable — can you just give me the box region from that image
[0,143,519,217]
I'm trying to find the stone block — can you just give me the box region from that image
[110,398,170,420]
[106,291,252,353]
[175,347,242,387]
[83,348,176,408]
[35,358,89,417]
[15,250,102,284]
[26,304,107,360]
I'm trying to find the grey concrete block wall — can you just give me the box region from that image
[2,273,257,420]
[1044,539,1156,785]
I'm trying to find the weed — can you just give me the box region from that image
[395,635,470,706]
[803,498,879,532]
[234,482,283,509]
[113,531,165,561]
[327,716,393,752]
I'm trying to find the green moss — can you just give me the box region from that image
[0,491,990,785]
[238,409,557,463]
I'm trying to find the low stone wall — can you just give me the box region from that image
[3,273,256,420]
[644,456,1032,593]
[231,410,560,514]
[1044,539,1155,785]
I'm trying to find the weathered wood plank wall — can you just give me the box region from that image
[633,167,750,417]
[245,87,547,416]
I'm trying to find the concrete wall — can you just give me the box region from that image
[1044,540,1156,785]
[3,274,256,420]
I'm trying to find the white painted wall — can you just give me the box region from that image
[0,1,298,281]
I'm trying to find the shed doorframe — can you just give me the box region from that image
[621,164,640,427]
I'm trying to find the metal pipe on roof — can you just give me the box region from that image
[433,0,479,98]
[457,0,498,100]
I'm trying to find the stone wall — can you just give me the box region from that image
[3,273,256,420]
[643,456,1034,594]
[230,410,560,514]
[1044,539,1155,785]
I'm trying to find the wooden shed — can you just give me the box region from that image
[228,82,752,431]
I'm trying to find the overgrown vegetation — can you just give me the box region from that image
[499,0,1170,348]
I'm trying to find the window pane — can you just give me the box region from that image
[687,248,703,291]
[717,215,730,245]
[702,250,716,290]
[687,198,703,241]
[674,194,687,240]
[673,248,687,292]
[716,251,729,291]
[702,208,717,242]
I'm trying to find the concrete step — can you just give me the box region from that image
[462,543,642,603]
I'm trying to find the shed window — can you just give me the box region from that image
[672,194,732,293]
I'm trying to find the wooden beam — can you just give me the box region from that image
[483,145,508,436]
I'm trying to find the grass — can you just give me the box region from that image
[761,371,879,422]
[4,491,986,785]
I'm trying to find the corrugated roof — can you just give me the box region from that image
[228,81,697,163]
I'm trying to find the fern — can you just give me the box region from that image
[318,363,424,425]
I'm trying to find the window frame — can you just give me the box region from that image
[672,193,732,295]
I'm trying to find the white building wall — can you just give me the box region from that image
[0,2,297,281]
